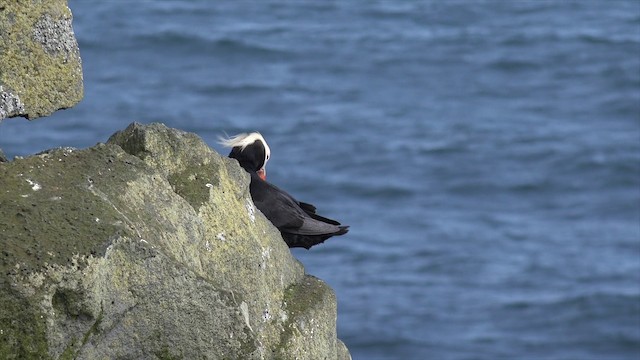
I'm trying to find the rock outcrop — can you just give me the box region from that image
[0,0,83,120]
[0,123,351,359]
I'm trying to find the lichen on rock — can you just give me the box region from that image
[0,86,26,119]
[0,123,351,360]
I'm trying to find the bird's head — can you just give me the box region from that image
[219,132,270,180]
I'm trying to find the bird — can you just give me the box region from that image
[219,132,349,249]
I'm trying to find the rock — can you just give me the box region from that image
[0,0,83,120]
[0,148,6,162]
[0,123,350,359]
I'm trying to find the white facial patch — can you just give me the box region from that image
[219,132,271,168]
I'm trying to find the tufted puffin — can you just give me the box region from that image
[220,132,349,249]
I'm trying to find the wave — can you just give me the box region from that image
[415,140,470,156]
[334,180,415,201]
[133,30,293,57]
[486,58,542,71]
[500,291,640,310]
[194,83,277,95]
[498,28,640,47]
[193,82,314,97]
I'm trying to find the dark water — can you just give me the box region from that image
[2,1,640,359]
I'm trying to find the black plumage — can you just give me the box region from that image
[222,132,348,249]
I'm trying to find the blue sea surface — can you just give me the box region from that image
[1,1,639,359]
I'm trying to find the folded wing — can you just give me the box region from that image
[249,173,348,249]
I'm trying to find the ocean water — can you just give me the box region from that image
[1,1,639,359]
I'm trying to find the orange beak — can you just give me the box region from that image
[257,168,267,181]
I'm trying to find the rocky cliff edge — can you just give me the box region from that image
[0,122,351,360]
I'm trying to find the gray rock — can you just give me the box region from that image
[0,148,6,162]
[0,0,83,121]
[0,123,350,359]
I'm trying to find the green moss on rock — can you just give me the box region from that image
[277,275,340,360]
[0,146,138,277]
[168,163,219,209]
[0,287,50,360]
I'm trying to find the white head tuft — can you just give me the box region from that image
[219,132,271,163]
